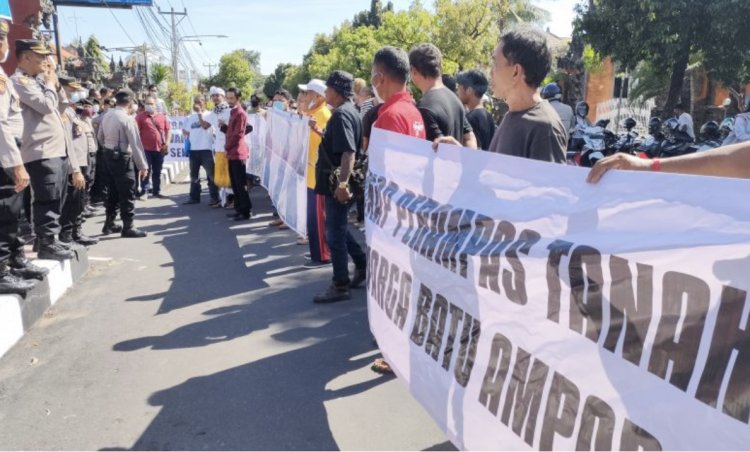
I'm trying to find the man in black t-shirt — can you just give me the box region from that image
[457,69,496,151]
[310,70,367,304]
[409,43,477,149]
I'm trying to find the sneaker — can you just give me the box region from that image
[207,200,221,207]
[182,199,200,205]
[296,236,309,245]
[313,284,351,304]
[269,218,284,227]
[303,259,330,268]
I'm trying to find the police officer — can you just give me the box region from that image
[79,98,98,219]
[0,21,42,294]
[12,39,85,260]
[97,89,148,238]
[59,77,97,246]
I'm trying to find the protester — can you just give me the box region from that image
[147,84,167,114]
[183,95,219,206]
[207,86,232,208]
[722,98,750,146]
[300,79,332,267]
[222,87,252,221]
[368,45,428,373]
[311,70,366,304]
[248,94,266,116]
[135,95,172,199]
[97,89,148,238]
[409,43,477,148]
[456,69,496,151]
[436,28,566,162]
[674,103,695,141]
[356,84,375,117]
[441,74,457,94]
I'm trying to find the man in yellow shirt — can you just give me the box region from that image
[300,79,332,267]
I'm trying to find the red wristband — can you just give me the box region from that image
[651,159,661,172]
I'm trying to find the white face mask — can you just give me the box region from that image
[145,105,156,114]
[0,47,8,64]
[93,105,100,114]
[371,73,384,103]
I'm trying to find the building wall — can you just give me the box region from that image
[2,0,41,74]
[584,57,615,122]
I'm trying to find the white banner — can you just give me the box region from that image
[246,112,267,178]
[366,127,750,451]
[262,109,309,235]
[165,116,187,161]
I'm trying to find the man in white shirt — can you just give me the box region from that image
[674,103,695,141]
[183,95,219,206]
[206,86,232,206]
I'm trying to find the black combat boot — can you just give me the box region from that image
[0,264,36,295]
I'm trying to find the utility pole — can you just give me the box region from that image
[158,7,187,83]
[203,63,216,78]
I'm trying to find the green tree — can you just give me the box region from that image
[208,49,260,96]
[166,80,199,114]
[576,0,750,116]
[263,63,296,98]
[374,4,435,53]
[433,0,499,72]
[353,0,395,28]
[84,35,110,75]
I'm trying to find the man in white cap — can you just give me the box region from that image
[299,79,331,267]
[206,86,232,207]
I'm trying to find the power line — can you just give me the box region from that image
[101,0,138,46]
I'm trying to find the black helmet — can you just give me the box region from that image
[648,117,662,135]
[623,117,637,131]
[700,121,721,140]
[575,101,589,118]
[662,117,680,136]
[541,83,562,101]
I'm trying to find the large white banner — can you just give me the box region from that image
[262,109,309,235]
[366,127,750,451]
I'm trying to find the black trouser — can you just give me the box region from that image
[103,151,137,228]
[85,153,96,206]
[90,148,107,203]
[189,150,219,202]
[0,168,22,266]
[25,157,67,242]
[228,159,251,216]
[60,166,88,235]
[142,150,164,196]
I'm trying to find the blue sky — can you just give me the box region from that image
[57,0,579,76]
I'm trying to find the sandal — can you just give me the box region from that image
[371,358,394,375]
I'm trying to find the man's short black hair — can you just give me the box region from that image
[409,43,442,79]
[456,70,489,98]
[274,89,291,101]
[227,87,242,99]
[114,89,134,106]
[442,74,457,93]
[675,103,685,111]
[373,46,410,84]
[499,27,551,88]
[147,84,157,91]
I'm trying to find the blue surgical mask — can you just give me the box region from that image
[70,93,81,104]
[273,101,286,111]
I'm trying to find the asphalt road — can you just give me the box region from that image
[0,178,452,451]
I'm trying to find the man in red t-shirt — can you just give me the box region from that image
[371,46,426,140]
[367,46,426,375]
[135,95,172,199]
[222,87,252,221]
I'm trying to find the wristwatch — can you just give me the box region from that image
[338,181,349,189]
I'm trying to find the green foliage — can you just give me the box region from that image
[165,80,199,114]
[627,61,670,107]
[149,63,171,87]
[84,35,110,74]
[577,0,750,111]
[207,49,260,97]
[263,63,297,98]
[353,0,395,28]
[581,45,603,74]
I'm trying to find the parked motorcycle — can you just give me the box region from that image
[636,117,665,158]
[658,117,697,158]
[570,119,618,167]
[612,117,641,155]
[696,121,723,152]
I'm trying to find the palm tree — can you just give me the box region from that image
[149,63,171,87]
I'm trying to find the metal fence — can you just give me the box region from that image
[595,98,656,136]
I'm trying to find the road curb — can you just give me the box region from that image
[0,245,89,360]
[161,160,189,189]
